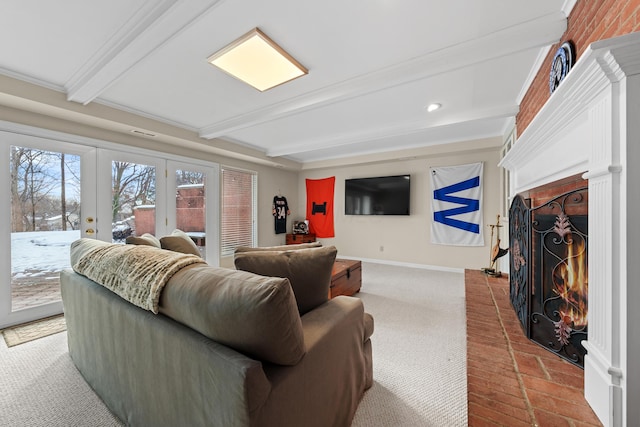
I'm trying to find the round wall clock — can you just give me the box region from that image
[549,41,574,94]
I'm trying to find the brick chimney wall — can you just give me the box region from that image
[133,206,155,236]
[517,0,640,134]
[176,185,205,233]
[132,185,206,236]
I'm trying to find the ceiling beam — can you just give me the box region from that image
[266,104,519,157]
[65,0,224,105]
[199,11,566,139]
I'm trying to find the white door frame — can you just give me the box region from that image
[0,127,96,328]
[0,121,220,328]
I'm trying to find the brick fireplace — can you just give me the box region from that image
[509,174,588,368]
[500,33,640,426]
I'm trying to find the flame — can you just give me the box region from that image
[553,237,588,328]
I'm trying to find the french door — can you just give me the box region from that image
[95,153,219,261]
[167,160,219,262]
[96,149,166,243]
[1,131,97,328]
[1,130,219,328]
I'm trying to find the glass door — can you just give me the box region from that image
[167,160,219,264]
[96,150,165,243]
[1,132,96,327]
[1,137,220,329]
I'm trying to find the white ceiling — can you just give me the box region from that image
[0,0,571,166]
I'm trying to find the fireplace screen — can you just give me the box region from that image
[509,194,530,334]
[509,187,588,368]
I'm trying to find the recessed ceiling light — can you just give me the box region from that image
[208,28,308,92]
[426,103,441,112]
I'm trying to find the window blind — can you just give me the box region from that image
[221,167,257,256]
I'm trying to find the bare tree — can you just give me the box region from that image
[10,148,58,231]
[176,170,204,186]
[10,147,81,232]
[10,146,25,232]
[60,153,66,231]
[53,152,81,231]
[111,161,156,223]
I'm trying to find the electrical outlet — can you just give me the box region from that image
[379,245,384,252]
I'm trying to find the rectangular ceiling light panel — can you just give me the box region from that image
[208,28,308,92]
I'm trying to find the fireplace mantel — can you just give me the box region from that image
[500,32,640,427]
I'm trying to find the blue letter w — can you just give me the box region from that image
[433,177,480,234]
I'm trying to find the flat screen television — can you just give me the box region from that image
[345,175,410,215]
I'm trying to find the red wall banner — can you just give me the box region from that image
[305,177,335,238]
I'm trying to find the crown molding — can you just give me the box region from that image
[0,66,64,93]
[65,0,225,105]
[516,45,554,104]
[199,11,566,139]
[267,104,518,158]
[562,0,578,17]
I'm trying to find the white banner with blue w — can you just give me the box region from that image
[430,162,484,246]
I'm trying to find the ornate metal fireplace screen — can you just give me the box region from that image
[509,187,588,368]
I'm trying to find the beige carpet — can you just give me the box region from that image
[0,327,123,427]
[1,314,66,347]
[0,262,466,426]
[352,262,467,426]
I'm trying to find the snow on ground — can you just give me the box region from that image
[11,230,80,275]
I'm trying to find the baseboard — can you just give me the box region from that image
[583,349,616,427]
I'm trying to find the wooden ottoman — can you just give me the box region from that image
[286,233,316,244]
[330,259,362,298]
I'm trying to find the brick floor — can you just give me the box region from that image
[11,273,61,311]
[466,269,603,426]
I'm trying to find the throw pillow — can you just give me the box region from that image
[125,233,161,248]
[160,229,201,257]
[234,246,337,315]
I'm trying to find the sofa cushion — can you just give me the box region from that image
[234,242,322,253]
[160,229,201,257]
[125,233,161,248]
[234,246,337,315]
[159,265,305,366]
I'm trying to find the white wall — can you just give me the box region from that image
[253,167,300,247]
[297,142,504,270]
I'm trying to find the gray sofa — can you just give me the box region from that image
[61,238,373,427]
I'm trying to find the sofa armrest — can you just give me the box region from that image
[255,296,372,427]
[301,295,366,351]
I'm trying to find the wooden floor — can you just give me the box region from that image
[465,269,602,426]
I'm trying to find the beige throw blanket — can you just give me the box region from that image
[72,244,206,313]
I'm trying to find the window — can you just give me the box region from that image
[221,167,257,256]
[501,128,515,218]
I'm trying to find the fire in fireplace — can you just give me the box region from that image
[509,180,588,368]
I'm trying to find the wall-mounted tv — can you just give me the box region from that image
[345,175,410,215]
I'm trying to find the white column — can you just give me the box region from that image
[582,86,623,427]
[622,71,640,427]
[582,45,640,427]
